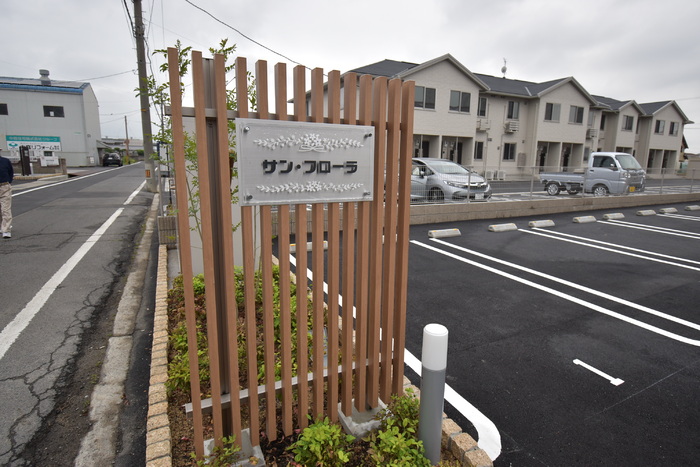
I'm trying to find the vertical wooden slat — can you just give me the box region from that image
[367,76,388,408]
[260,203,276,439]
[310,67,325,418]
[191,51,224,445]
[274,62,294,437]
[340,72,357,416]
[167,47,204,457]
[236,56,260,446]
[241,207,259,445]
[392,80,415,394]
[292,64,310,429]
[379,78,402,402]
[213,53,242,443]
[255,60,278,441]
[354,74,373,411]
[325,70,341,422]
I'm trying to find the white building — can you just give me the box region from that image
[339,55,693,178]
[0,69,101,167]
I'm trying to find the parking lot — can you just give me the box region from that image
[403,202,700,465]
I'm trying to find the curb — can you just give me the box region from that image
[401,377,493,467]
[145,244,173,467]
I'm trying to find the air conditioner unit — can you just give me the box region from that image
[485,170,495,180]
[504,121,519,133]
[496,170,506,180]
[477,119,491,131]
[587,128,598,138]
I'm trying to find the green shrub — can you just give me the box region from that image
[289,417,355,466]
[368,418,430,467]
[375,387,420,434]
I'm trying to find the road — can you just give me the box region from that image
[403,202,700,465]
[0,164,154,466]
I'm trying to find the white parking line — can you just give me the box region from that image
[412,240,700,346]
[659,213,700,222]
[599,219,700,239]
[429,238,700,331]
[522,228,700,271]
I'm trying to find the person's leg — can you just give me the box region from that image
[0,184,12,236]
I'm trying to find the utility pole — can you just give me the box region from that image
[133,0,157,193]
[124,116,130,157]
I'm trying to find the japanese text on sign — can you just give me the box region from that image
[236,118,375,206]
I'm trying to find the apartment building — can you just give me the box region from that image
[340,54,692,178]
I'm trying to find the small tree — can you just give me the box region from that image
[137,38,256,235]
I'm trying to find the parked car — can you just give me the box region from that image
[539,152,645,196]
[411,158,492,202]
[102,153,123,167]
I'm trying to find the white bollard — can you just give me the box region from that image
[418,324,449,465]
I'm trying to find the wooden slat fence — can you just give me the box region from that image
[167,48,415,458]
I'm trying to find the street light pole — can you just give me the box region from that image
[133,0,157,193]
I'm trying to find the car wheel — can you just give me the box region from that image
[592,184,609,196]
[545,182,560,196]
[428,187,445,202]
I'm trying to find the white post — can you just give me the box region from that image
[418,323,449,465]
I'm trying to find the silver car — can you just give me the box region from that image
[411,158,492,202]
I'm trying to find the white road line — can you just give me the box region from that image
[430,238,700,331]
[288,252,503,460]
[0,183,144,361]
[573,359,624,386]
[411,240,700,346]
[520,229,700,271]
[12,164,138,197]
[599,219,700,239]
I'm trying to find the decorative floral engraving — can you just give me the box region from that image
[256,181,365,194]
[253,133,364,153]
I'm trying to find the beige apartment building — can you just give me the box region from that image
[343,54,692,178]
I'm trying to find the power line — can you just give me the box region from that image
[78,69,136,81]
[184,0,310,70]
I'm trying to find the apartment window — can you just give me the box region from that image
[507,101,519,120]
[669,121,679,136]
[544,103,560,122]
[449,91,471,113]
[477,97,488,117]
[503,143,516,161]
[622,115,634,131]
[415,86,436,110]
[44,105,65,118]
[474,141,484,160]
[655,119,666,134]
[0,103,7,115]
[569,105,584,124]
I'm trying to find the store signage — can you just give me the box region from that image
[6,135,62,151]
[236,118,375,206]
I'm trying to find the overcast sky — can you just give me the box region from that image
[3,0,699,152]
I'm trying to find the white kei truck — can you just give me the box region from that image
[539,152,646,196]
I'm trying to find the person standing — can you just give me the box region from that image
[0,153,14,238]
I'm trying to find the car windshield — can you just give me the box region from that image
[428,161,470,175]
[616,154,643,170]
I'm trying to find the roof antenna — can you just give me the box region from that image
[501,58,507,78]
